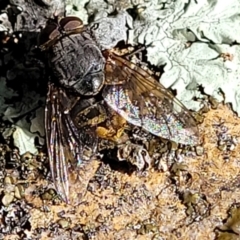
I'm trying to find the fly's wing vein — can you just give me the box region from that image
[102,53,199,145]
[45,83,96,204]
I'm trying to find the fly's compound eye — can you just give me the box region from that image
[59,16,84,33]
[38,16,84,51]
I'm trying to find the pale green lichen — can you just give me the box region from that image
[126,0,240,113]
[2,0,240,154]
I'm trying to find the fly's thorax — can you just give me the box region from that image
[47,30,106,96]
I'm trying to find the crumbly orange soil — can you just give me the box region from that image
[4,104,240,239]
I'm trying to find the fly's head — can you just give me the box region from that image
[38,16,84,51]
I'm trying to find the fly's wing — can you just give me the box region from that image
[45,83,98,204]
[102,53,199,145]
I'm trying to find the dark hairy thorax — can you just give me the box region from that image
[47,29,106,96]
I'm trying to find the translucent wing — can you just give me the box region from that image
[102,52,199,145]
[45,83,98,204]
